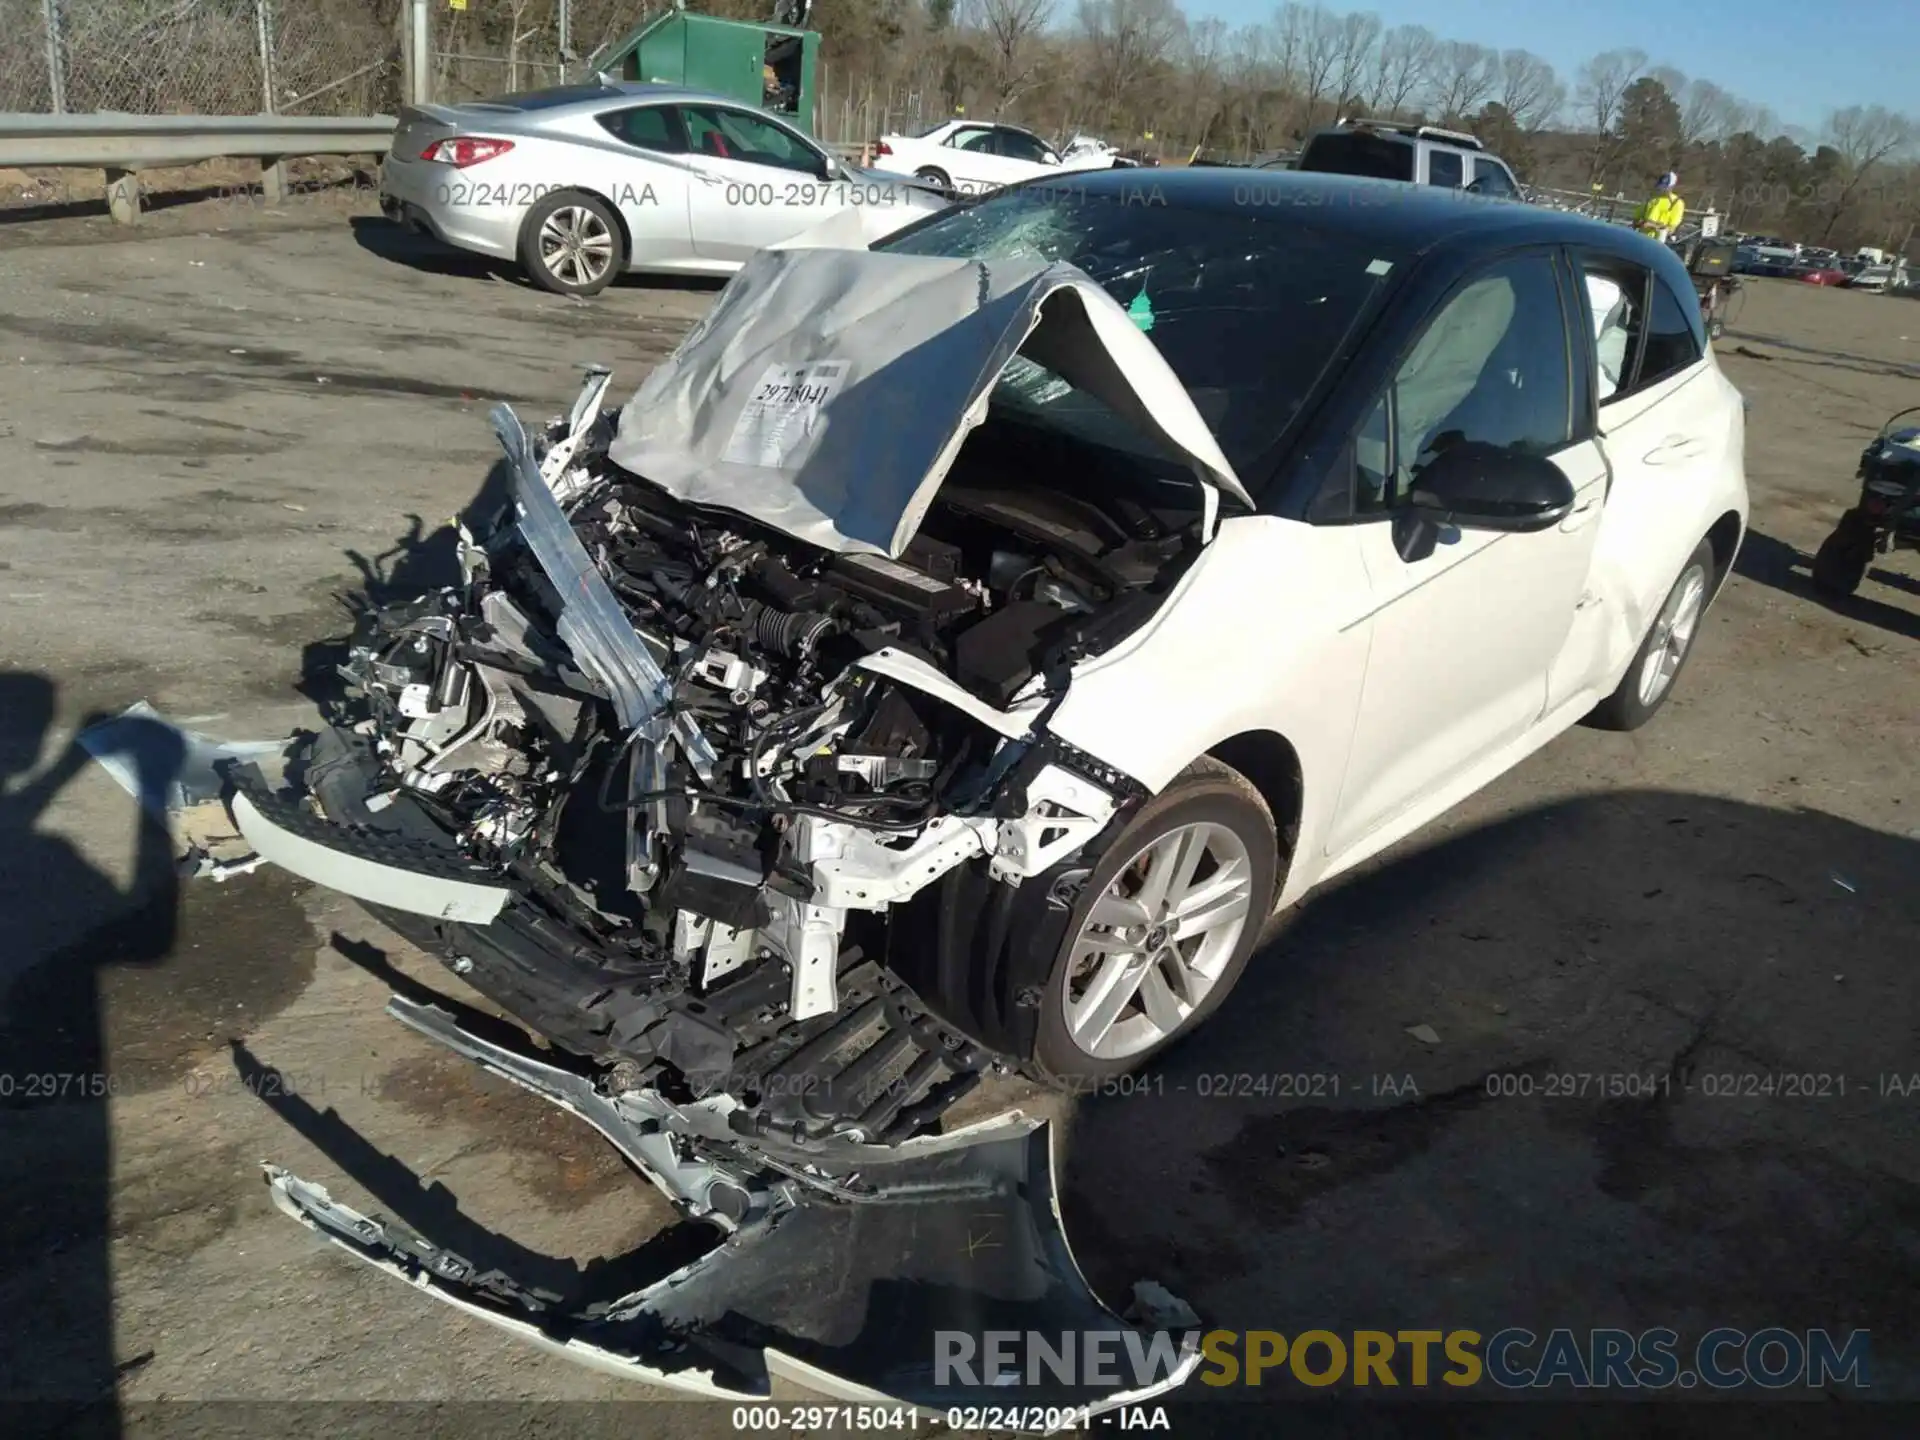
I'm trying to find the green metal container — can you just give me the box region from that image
[596,11,819,135]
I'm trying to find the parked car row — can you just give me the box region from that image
[1735,243,1912,291]
[1729,237,1911,292]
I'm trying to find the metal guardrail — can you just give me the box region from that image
[0,112,398,223]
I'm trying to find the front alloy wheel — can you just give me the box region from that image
[1063,823,1255,1060]
[1033,757,1278,1081]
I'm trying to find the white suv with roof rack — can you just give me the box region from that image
[1296,117,1522,199]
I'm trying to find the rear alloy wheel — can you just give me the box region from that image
[1586,537,1716,732]
[1033,758,1278,1082]
[519,190,625,297]
[1811,510,1874,597]
[913,166,954,197]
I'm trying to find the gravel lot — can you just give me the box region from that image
[1,194,1916,1435]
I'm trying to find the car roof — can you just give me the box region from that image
[1042,167,1658,258]
[469,80,757,112]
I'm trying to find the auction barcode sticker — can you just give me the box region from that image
[722,360,851,469]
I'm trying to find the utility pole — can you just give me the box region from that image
[256,0,287,202]
[398,0,432,107]
[41,0,66,113]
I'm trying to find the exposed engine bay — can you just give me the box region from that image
[231,367,1210,1149]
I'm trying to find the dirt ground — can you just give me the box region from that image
[0,194,1916,1436]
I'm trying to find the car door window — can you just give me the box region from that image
[950,127,997,153]
[1356,253,1573,513]
[598,104,685,154]
[1639,274,1705,386]
[681,105,821,176]
[1425,149,1464,188]
[1469,158,1515,197]
[996,129,1052,164]
[1575,260,1649,404]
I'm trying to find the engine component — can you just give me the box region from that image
[953,599,1076,706]
[827,550,980,623]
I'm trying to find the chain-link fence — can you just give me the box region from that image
[0,0,396,116]
[0,0,895,125]
[815,67,930,150]
[424,0,676,105]
[0,0,56,111]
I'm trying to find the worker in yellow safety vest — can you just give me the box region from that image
[1635,172,1686,242]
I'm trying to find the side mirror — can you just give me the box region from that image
[820,153,843,181]
[1041,151,1061,166]
[1407,440,1576,531]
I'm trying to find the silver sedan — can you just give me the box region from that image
[378,81,948,296]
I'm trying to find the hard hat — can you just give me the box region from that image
[1658,171,1678,190]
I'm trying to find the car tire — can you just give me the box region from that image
[1811,509,1874,597]
[913,166,953,197]
[518,190,625,297]
[1030,757,1279,1085]
[1586,537,1716,732]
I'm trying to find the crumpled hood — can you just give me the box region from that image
[606,246,1252,559]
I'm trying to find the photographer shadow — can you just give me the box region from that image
[0,673,183,1432]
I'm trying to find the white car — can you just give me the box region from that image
[871,119,1116,195]
[1850,260,1907,293]
[243,165,1747,1097]
[236,166,1748,1406]
[377,81,947,296]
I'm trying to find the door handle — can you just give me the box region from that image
[1643,434,1705,464]
[1558,498,1600,532]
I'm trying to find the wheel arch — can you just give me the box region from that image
[1704,509,1744,598]
[1204,728,1304,900]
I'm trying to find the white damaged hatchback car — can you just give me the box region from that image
[228,168,1749,1410]
[237,169,1748,1117]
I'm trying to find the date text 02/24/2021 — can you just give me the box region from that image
[727,1404,1172,1431]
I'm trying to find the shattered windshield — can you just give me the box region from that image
[874,184,1405,484]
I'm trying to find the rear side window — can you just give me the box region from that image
[1577,258,1705,402]
[1298,131,1414,182]
[599,105,684,153]
[1578,260,1647,403]
[1426,149,1465,188]
[1640,276,1705,385]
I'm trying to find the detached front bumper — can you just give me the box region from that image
[263,994,1199,1423]
[230,776,511,925]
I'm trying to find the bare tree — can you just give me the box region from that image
[1427,40,1498,123]
[1287,3,1344,133]
[971,0,1053,109]
[1180,16,1230,153]
[1075,0,1185,133]
[1575,47,1650,184]
[1367,24,1436,119]
[1818,103,1919,239]
[1496,49,1562,131]
[1330,10,1383,114]
[1674,77,1742,149]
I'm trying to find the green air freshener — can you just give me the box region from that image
[1127,288,1155,332]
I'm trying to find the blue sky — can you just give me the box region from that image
[1193,0,1919,135]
